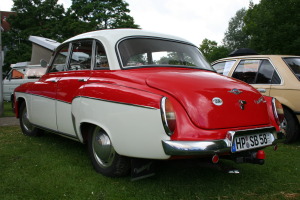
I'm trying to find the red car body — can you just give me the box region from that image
[14,29,282,177]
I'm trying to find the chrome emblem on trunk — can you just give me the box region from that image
[255,96,266,104]
[239,100,247,110]
[212,97,223,106]
[229,88,243,95]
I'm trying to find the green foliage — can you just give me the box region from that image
[2,0,66,72]
[70,0,139,30]
[244,0,300,54]
[2,0,139,72]
[0,126,299,199]
[223,8,250,51]
[199,39,230,63]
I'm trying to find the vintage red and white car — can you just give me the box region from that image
[14,29,283,177]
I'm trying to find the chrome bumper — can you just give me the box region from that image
[162,127,277,156]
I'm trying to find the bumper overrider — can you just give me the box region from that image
[162,127,277,156]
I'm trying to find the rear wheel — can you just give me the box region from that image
[281,107,299,143]
[19,102,42,136]
[87,126,130,177]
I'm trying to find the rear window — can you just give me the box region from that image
[283,57,300,81]
[118,38,212,70]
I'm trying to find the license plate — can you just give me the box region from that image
[232,133,273,152]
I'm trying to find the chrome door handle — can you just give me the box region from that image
[257,88,266,93]
[78,78,88,82]
[50,79,58,83]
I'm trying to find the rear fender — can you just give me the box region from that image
[78,83,162,109]
[71,83,170,159]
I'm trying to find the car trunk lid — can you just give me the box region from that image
[146,69,270,129]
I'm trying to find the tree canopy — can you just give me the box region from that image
[70,0,139,30]
[223,8,249,52]
[199,39,229,63]
[2,0,139,72]
[202,0,300,62]
[244,0,300,54]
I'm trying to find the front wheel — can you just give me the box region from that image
[87,126,130,177]
[19,102,42,136]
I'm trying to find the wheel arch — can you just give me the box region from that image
[79,122,111,144]
[16,97,26,118]
[282,104,300,125]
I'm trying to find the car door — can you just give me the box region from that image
[29,44,70,131]
[56,40,94,136]
[231,59,280,96]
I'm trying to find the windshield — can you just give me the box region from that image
[283,57,300,81]
[118,38,212,70]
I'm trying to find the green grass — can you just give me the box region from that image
[2,101,15,117]
[0,126,300,200]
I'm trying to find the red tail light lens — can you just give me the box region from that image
[161,97,176,136]
[272,98,284,125]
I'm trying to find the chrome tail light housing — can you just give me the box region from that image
[272,98,284,125]
[161,97,176,136]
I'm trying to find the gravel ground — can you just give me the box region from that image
[0,117,19,126]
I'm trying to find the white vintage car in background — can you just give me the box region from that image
[3,62,46,102]
[3,36,59,102]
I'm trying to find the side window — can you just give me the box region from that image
[11,69,24,79]
[212,60,235,76]
[232,59,280,84]
[212,62,226,74]
[232,60,260,84]
[256,60,276,84]
[49,44,69,73]
[94,42,109,69]
[69,40,93,70]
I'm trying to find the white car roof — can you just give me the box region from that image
[64,29,193,45]
[62,29,195,70]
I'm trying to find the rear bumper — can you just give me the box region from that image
[162,126,277,156]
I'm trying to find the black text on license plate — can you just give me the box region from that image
[232,133,272,152]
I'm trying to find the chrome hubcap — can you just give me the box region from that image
[22,107,33,132]
[281,118,287,130]
[92,127,115,168]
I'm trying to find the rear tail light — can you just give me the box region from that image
[272,98,284,125]
[161,97,176,136]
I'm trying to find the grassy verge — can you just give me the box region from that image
[2,101,14,117]
[0,126,299,200]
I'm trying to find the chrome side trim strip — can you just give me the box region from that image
[75,96,158,110]
[32,123,79,142]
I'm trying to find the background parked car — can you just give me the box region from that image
[212,55,300,143]
[3,36,60,103]
[3,62,46,102]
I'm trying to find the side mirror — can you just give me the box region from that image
[40,59,48,68]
